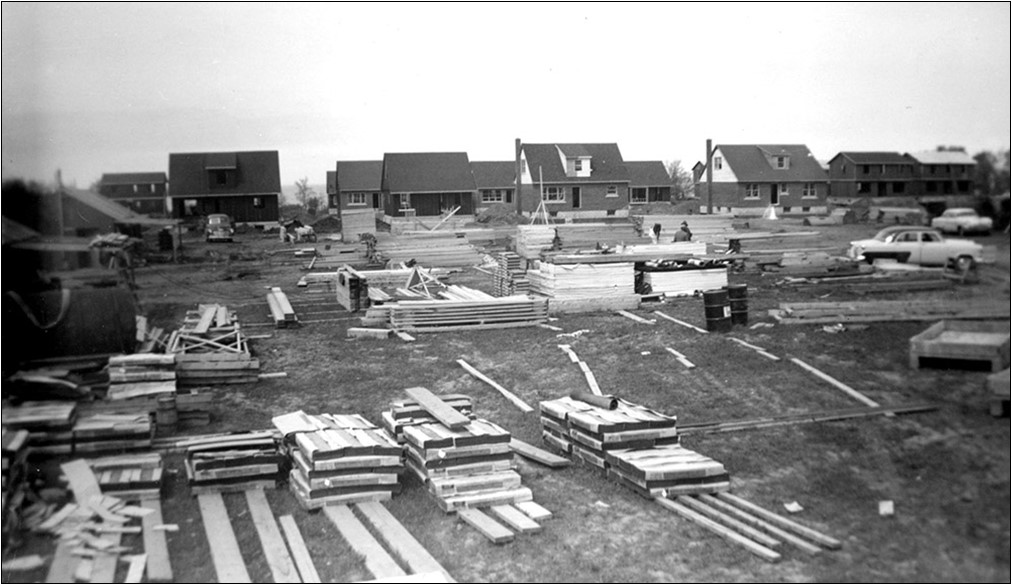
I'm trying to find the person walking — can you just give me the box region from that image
[673,221,692,242]
[651,222,662,244]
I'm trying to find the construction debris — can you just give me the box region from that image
[168,304,260,385]
[182,431,284,494]
[769,299,1010,324]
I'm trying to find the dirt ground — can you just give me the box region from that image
[4,222,1010,583]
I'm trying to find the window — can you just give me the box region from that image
[893,182,905,194]
[150,184,156,193]
[606,185,618,198]
[349,192,367,206]
[776,156,788,169]
[841,164,847,173]
[862,165,870,174]
[745,184,760,199]
[714,157,723,170]
[802,207,810,212]
[778,183,789,196]
[783,207,792,213]
[802,183,816,198]
[543,187,565,202]
[133,184,139,194]
[631,188,647,204]
[574,159,583,172]
[881,164,886,174]
[183,199,198,216]
[253,197,264,208]
[481,189,506,203]
[520,159,527,175]
[399,194,411,209]
[957,181,970,193]
[858,182,871,193]
[926,182,938,193]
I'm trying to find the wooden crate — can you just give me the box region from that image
[909,320,1011,371]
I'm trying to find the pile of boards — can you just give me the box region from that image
[770,298,1011,324]
[368,232,484,267]
[89,452,165,499]
[272,411,403,509]
[757,252,869,278]
[265,287,298,328]
[527,261,636,299]
[182,431,285,495]
[639,259,731,297]
[1,401,153,456]
[106,353,176,401]
[540,395,730,497]
[514,226,557,259]
[492,251,530,297]
[633,215,737,242]
[2,427,30,545]
[167,304,260,385]
[369,295,548,333]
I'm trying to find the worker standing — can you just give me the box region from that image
[651,222,662,244]
[673,221,692,242]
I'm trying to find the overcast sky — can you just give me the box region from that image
[2,2,1010,189]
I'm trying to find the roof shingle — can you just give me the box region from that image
[382,153,475,192]
[522,143,628,183]
[336,161,383,192]
[471,161,516,189]
[625,161,671,187]
[714,144,827,182]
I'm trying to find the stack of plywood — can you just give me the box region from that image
[492,252,529,297]
[384,296,548,332]
[639,259,730,297]
[106,353,177,400]
[167,304,260,386]
[182,431,284,494]
[527,261,636,299]
[369,232,484,267]
[273,411,403,509]
[514,225,557,259]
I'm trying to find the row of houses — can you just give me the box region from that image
[96,142,979,225]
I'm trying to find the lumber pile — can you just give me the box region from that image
[606,445,731,498]
[266,287,299,328]
[0,402,152,457]
[368,232,484,267]
[633,215,737,241]
[527,261,636,299]
[106,353,177,401]
[909,320,1010,371]
[770,298,1011,324]
[272,411,403,509]
[380,295,549,332]
[88,452,164,498]
[380,394,475,442]
[2,427,30,545]
[492,252,530,297]
[168,304,260,385]
[757,252,870,278]
[514,225,557,259]
[639,259,730,297]
[181,431,285,494]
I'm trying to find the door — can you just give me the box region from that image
[372,193,380,209]
[770,185,779,206]
[572,187,581,209]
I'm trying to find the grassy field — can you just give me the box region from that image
[5,222,1010,583]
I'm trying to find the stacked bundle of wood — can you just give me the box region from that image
[167,304,260,386]
[757,252,868,278]
[369,232,484,267]
[492,252,530,297]
[106,353,176,401]
[341,207,377,239]
[2,401,77,455]
[605,445,731,497]
[527,261,636,299]
[553,223,645,250]
[639,259,731,297]
[634,215,736,242]
[272,411,403,509]
[380,394,474,443]
[88,452,164,499]
[181,431,285,494]
[769,298,1011,324]
[514,225,557,259]
[2,427,30,544]
[266,287,298,328]
[380,296,549,332]
[70,413,154,455]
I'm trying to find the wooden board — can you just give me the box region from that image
[355,501,453,581]
[513,501,553,522]
[509,438,571,468]
[404,387,471,430]
[323,504,406,579]
[714,492,842,550]
[196,492,251,583]
[654,497,781,563]
[489,504,542,534]
[245,489,300,583]
[279,515,322,583]
[676,496,781,550]
[456,508,514,544]
[61,459,102,501]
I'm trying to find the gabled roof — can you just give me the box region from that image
[100,172,167,185]
[522,143,628,183]
[382,153,475,193]
[831,152,913,165]
[64,188,174,225]
[2,216,40,246]
[906,150,975,165]
[471,161,515,189]
[625,161,671,187]
[337,160,383,192]
[713,144,827,182]
[168,151,281,196]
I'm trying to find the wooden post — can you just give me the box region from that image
[706,138,713,215]
[515,138,523,216]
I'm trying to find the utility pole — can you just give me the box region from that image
[705,139,713,215]
[515,138,523,216]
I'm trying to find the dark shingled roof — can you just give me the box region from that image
[337,161,383,192]
[2,216,40,245]
[625,161,671,187]
[522,143,628,183]
[714,145,827,182]
[830,152,913,165]
[471,161,516,189]
[169,151,281,196]
[382,153,475,193]
[100,172,167,185]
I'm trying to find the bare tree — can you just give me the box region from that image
[294,177,317,209]
[666,160,693,200]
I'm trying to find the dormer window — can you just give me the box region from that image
[574,159,583,172]
[776,156,788,169]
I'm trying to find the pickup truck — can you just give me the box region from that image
[848,227,983,269]
[930,208,993,235]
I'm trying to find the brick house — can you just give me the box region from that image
[471,161,516,211]
[380,152,476,218]
[519,143,630,218]
[693,144,829,215]
[335,160,383,213]
[98,172,168,215]
[168,150,281,224]
[625,161,672,205]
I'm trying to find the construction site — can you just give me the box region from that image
[2,205,1010,583]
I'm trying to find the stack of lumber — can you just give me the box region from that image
[69,413,154,455]
[514,225,557,259]
[634,215,737,241]
[88,452,164,498]
[770,298,1011,324]
[167,304,260,386]
[382,295,549,332]
[605,445,731,498]
[380,394,475,443]
[182,431,285,494]
[2,401,77,455]
[2,427,30,545]
[266,286,299,328]
[639,259,730,297]
[758,252,870,278]
[527,261,635,299]
[542,241,708,265]
[492,252,530,297]
[553,223,644,249]
[272,411,403,509]
[106,353,177,401]
[341,207,377,239]
[369,232,484,267]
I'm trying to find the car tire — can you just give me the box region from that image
[954,255,974,272]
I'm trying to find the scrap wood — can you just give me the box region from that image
[728,337,781,361]
[664,347,695,369]
[456,508,514,544]
[456,359,534,413]
[324,505,407,579]
[354,501,453,582]
[694,499,821,554]
[403,387,472,430]
[616,310,656,325]
[677,403,937,435]
[676,495,782,550]
[789,358,883,410]
[653,311,708,334]
[713,492,842,550]
[509,438,571,468]
[654,497,781,563]
[278,515,322,583]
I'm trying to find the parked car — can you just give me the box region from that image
[847,227,983,268]
[205,213,235,242]
[930,208,993,235]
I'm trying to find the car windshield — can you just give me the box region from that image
[209,216,228,225]
[946,210,975,217]
[871,226,915,241]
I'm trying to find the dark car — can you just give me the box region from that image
[205,214,234,242]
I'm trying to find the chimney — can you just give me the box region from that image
[515,138,523,215]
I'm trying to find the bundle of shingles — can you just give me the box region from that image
[181,431,285,495]
[539,395,730,497]
[492,252,530,297]
[2,426,30,545]
[167,304,260,386]
[272,411,403,509]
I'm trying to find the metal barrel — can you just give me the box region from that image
[725,283,749,326]
[702,289,732,333]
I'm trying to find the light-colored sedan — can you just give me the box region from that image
[930,208,993,235]
[848,227,984,268]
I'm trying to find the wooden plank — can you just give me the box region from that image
[676,496,781,549]
[323,504,406,579]
[489,504,542,534]
[140,497,173,582]
[279,515,322,583]
[509,438,571,468]
[664,347,696,369]
[616,310,655,325]
[456,359,534,413]
[61,459,102,501]
[714,492,842,550]
[192,306,217,334]
[355,501,453,581]
[513,501,553,522]
[244,489,301,583]
[45,541,80,583]
[699,494,822,554]
[678,403,937,435]
[123,554,147,584]
[789,358,882,409]
[89,529,123,582]
[456,508,514,544]
[348,327,392,339]
[654,497,781,562]
[403,387,471,430]
[653,311,708,333]
[196,493,251,583]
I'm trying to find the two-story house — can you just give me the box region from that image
[694,144,829,215]
[827,152,918,199]
[471,161,516,211]
[168,150,281,225]
[380,152,477,218]
[625,161,672,205]
[907,150,975,197]
[335,160,383,212]
[518,143,630,218]
[98,172,168,215]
